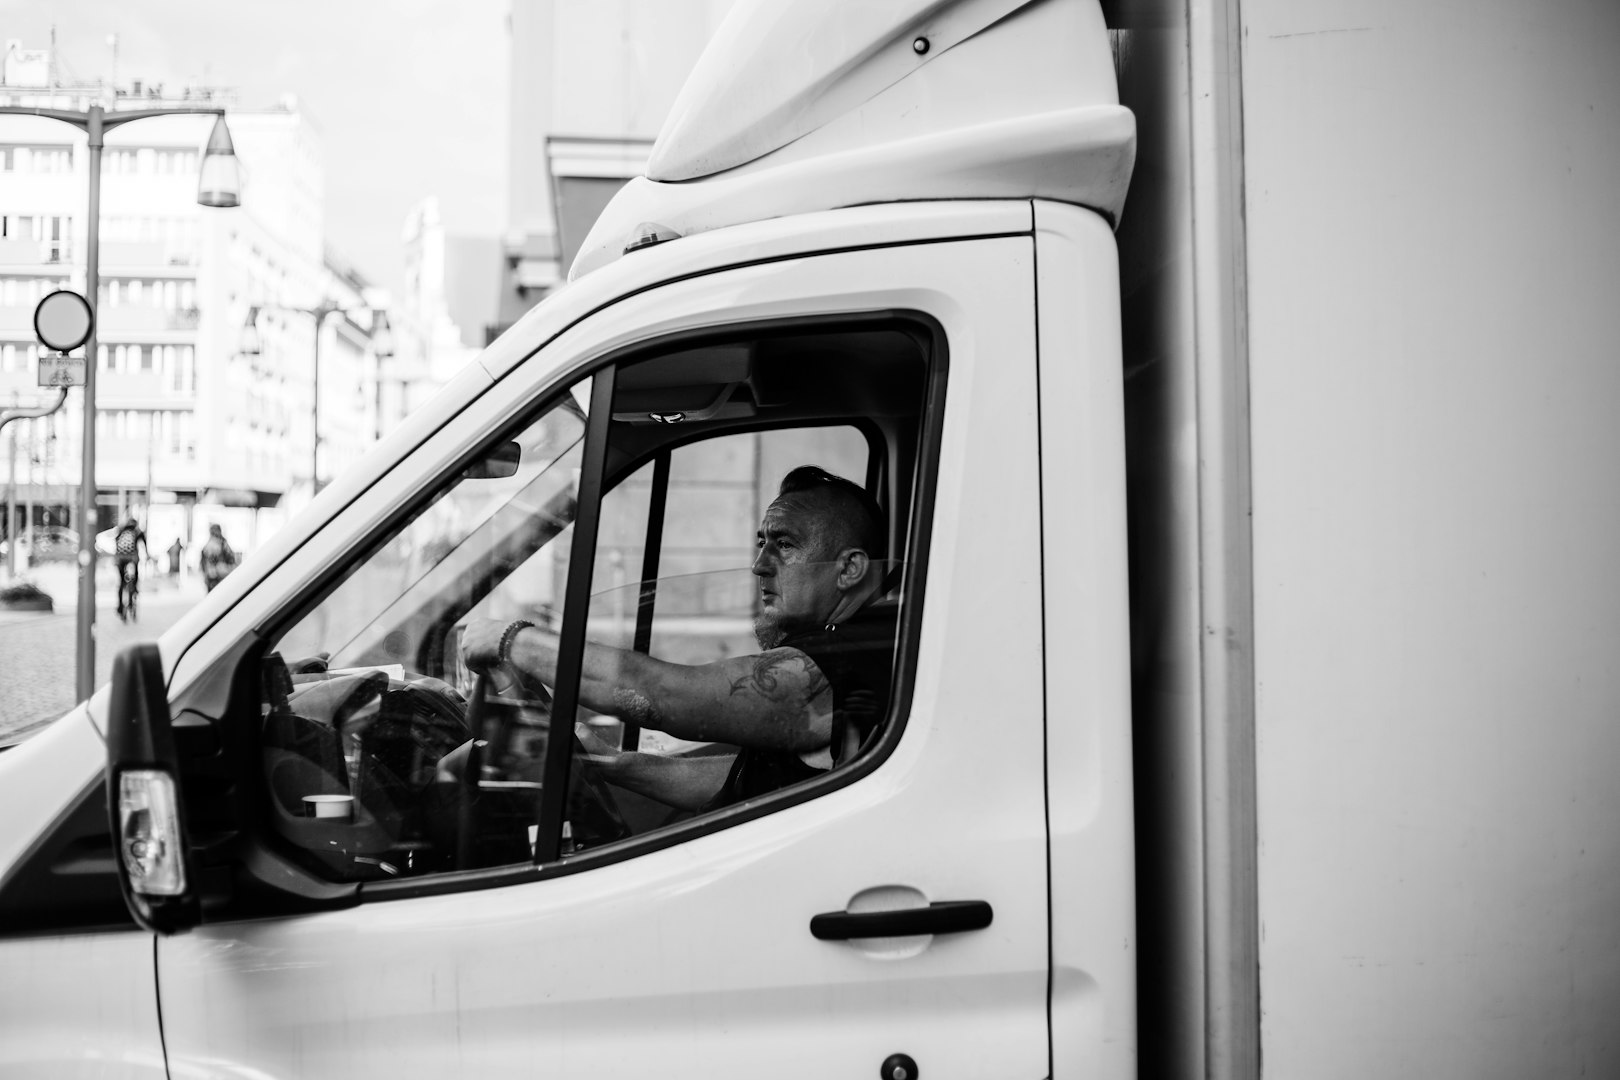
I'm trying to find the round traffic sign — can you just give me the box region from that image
[34,290,93,352]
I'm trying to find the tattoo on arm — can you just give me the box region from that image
[728,649,830,708]
[611,686,668,729]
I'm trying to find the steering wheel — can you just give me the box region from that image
[455,663,630,857]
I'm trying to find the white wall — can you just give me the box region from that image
[1243,2,1620,1074]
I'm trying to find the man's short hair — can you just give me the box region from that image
[777,465,887,560]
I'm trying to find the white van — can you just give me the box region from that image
[3,1,1617,1077]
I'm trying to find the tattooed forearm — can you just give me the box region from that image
[610,685,668,728]
[728,649,829,706]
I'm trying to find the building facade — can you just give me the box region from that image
[0,40,393,566]
[500,0,737,324]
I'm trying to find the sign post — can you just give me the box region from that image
[36,355,87,389]
[33,290,94,356]
[0,291,88,578]
[32,291,92,391]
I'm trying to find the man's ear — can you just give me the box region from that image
[835,548,870,591]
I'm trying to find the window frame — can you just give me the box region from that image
[371,310,947,899]
[190,310,946,905]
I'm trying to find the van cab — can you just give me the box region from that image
[0,4,1138,1064]
[9,0,1616,1075]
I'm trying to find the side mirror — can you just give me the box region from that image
[106,643,199,933]
[463,440,521,480]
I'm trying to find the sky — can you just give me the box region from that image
[0,0,510,294]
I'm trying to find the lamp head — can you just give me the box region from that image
[197,114,241,209]
[238,305,263,356]
[371,310,394,359]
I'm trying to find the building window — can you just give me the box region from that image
[8,146,72,174]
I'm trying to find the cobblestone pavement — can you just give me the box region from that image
[0,565,206,745]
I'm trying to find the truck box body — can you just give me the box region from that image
[0,1,1616,1077]
[1112,1,1620,1075]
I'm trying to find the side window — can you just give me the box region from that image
[252,322,937,887]
[572,427,872,837]
[650,426,870,666]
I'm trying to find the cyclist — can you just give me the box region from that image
[113,516,147,621]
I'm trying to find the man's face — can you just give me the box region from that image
[752,492,844,649]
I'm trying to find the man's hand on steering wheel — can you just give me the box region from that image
[461,616,554,714]
[460,617,519,674]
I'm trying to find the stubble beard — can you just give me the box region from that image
[754,611,786,650]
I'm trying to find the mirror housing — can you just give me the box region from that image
[106,643,200,933]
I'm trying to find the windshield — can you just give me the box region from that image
[275,381,591,679]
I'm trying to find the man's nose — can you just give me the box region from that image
[751,545,773,576]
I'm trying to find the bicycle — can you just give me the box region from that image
[117,559,139,622]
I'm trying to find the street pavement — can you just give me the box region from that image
[0,563,206,745]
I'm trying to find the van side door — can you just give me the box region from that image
[153,205,1065,1079]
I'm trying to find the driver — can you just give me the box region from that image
[462,465,897,811]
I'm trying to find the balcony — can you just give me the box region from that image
[98,369,194,401]
[0,304,39,333]
[98,306,201,333]
[0,369,59,397]
[101,241,198,272]
[0,239,69,267]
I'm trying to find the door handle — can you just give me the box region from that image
[810,899,993,940]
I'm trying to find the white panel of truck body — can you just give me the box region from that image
[1108,3,1247,1076]
[1033,201,1136,1078]
[648,0,1036,179]
[0,707,101,876]
[154,225,1075,1079]
[0,930,164,1078]
[572,0,1131,281]
[0,710,165,1077]
[1242,1,1620,1074]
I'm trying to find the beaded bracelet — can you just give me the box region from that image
[497,619,535,665]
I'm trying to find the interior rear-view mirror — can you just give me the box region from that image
[463,441,521,479]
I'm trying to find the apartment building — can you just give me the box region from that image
[0,40,392,561]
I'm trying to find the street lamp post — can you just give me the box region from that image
[0,103,240,701]
[241,304,392,495]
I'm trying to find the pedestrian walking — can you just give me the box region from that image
[200,524,237,592]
